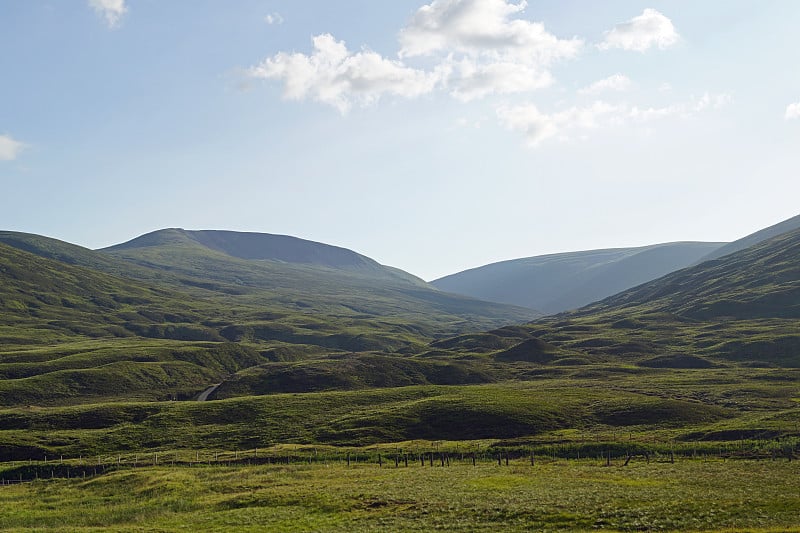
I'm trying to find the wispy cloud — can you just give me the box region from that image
[88,0,127,29]
[265,13,284,25]
[598,9,679,52]
[497,92,732,147]
[579,74,631,95]
[0,134,26,161]
[786,101,800,120]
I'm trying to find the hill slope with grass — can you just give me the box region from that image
[580,226,800,320]
[432,225,800,370]
[432,241,724,314]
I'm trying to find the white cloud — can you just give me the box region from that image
[265,13,284,25]
[498,92,731,147]
[497,101,622,146]
[599,9,679,52]
[446,57,553,101]
[399,0,582,100]
[786,101,800,120]
[251,0,582,109]
[248,34,441,114]
[579,74,631,95]
[399,0,582,62]
[0,134,26,161]
[88,0,127,28]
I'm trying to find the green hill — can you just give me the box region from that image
[580,226,800,320]
[0,230,538,407]
[103,228,421,283]
[432,242,724,314]
[1,221,799,455]
[433,226,800,369]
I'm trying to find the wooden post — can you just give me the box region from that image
[420,453,424,467]
[346,453,350,467]
[440,453,445,467]
[505,453,509,466]
[378,454,382,468]
[606,451,611,467]
[472,453,476,467]
[404,454,408,468]
[497,454,502,466]
[530,451,535,466]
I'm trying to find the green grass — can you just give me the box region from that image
[1,460,799,531]
[1,367,797,460]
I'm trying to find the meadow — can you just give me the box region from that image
[1,457,799,532]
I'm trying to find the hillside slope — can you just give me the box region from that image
[104,228,413,281]
[697,213,800,263]
[432,242,724,314]
[432,226,800,368]
[580,227,800,320]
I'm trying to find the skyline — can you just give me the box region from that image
[2,1,799,280]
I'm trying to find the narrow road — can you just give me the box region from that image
[196,383,221,401]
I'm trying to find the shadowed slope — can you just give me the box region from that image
[698,213,800,263]
[433,242,724,314]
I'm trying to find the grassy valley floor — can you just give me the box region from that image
[1,459,799,531]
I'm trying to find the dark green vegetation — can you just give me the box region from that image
[432,241,724,313]
[1,219,799,530]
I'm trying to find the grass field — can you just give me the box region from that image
[1,459,799,531]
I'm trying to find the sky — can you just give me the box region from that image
[1,0,799,280]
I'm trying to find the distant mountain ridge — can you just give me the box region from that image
[432,241,725,314]
[578,226,800,320]
[0,229,538,344]
[103,228,389,274]
[697,214,800,263]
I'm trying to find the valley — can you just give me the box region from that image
[1,219,799,531]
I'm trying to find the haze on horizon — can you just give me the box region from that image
[1,1,799,280]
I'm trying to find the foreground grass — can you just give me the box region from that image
[0,460,798,531]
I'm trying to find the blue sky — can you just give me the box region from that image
[2,1,799,280]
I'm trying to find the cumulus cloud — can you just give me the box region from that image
[88,0,127,28]
[399,0,582,62]
[599,9,679,52]
[251,0,583,110]
[400,0,582,99]
[265,13,284,25]
[498,92,731,146]
[248,34,441,114]
[0,134,26,161]
[579,74,631,95]
[786,101,800,120]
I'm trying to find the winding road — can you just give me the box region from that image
[196,383,221,401]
